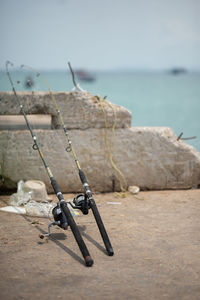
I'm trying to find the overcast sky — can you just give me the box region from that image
[0,0,200,71]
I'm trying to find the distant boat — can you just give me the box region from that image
[169,68,187,75]
[75,70,95,82]
[24,76,34,88]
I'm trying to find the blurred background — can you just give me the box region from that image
[0,0,200,149]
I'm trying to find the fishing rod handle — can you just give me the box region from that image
[60,201,93,267]
[79,170,114,256]
[90,199,114,256]
[50,177,93,267]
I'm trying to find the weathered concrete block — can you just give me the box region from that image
[0,92,131,129]
[0,127,200,192]
[1,91,200,192]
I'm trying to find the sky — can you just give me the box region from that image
[0,0,200,71]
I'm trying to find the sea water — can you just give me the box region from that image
[0,70,200,151]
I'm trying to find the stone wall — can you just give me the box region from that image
[0,92,200,193]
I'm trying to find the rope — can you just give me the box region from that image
[96,95,127,196]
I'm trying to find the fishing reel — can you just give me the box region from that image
[70,194,90,215]
[39,196,89,239]
[39,204,68,239]
[52,204,68,230]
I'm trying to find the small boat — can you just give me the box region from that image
[24,76,34,88]
[75,70,95,82]
[169,68,187,75]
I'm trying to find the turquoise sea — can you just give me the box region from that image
[0,69,200,151]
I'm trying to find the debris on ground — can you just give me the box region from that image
[128,185,140,194]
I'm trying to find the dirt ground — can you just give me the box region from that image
[0,189,200,300]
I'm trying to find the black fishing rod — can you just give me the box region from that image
[67,63,114,256]
[21,63,114,256]
[6,61,93,267]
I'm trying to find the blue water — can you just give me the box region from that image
[1,70,200,151]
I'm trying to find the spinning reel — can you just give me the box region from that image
[39,194,90,239]
[52,205,68,229]
[39,203,68,239]
[70,194,91,215]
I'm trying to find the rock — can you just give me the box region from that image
[0,127,200,192]
[128,186,140,194]
[0,91,200,192]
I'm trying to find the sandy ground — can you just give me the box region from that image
[0,189,200,300]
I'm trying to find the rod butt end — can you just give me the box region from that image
[107,248,114,256]
[85,256,94,267]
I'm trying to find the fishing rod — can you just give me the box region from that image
[21,63,114,256]
[6,61,93,267]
